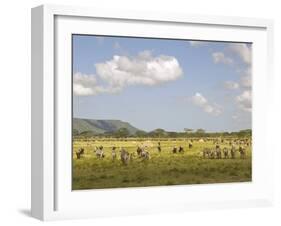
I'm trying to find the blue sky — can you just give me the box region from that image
[72,35,252,132]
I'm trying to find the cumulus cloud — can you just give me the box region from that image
[191,92,222,116]
[73,72,122,96]
[240,67,251,88]
[212,52,233,65]
[236,90,252,112]
[207,42,252,115]
[96,51,183,86]
[73,72,97,96]
[213,43,252,113]
[240,75,251,88]
[210,43,251,66]
[234,68,251,113]
[229,43,251,65]
[224,81,240,90]
[73,51,183,96]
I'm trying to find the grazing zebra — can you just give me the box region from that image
[120,148,130,165]
[216,148,222,159]
[178,146,184,153]
[209,150,215,159]
[230,145,236,159]
[202,148,211,158]
[112,146,117,161]
[157,142,161,152]
[239,146,246,159]
[139,148,150,160]
[95,146,105,159]
[75,148,84,159]
[223,147,229,159]
[136,146,142,156]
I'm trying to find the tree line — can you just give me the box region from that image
[73,128,252,138]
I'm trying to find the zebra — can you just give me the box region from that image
[112,146,117,161]
[120,148,130,165]
[230,145,236,159]
[202,148,211,158]
[140,149,150,160]
[157,142,161,152]
[75,148,84,159]
[215,147,222,159]
[178,146,184,153]
[95,146,105,159]
[223,147,229,159]
[239,146,246,159]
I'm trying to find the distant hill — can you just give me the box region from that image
[73,118,139,135]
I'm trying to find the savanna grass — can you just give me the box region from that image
[72,139,252,190]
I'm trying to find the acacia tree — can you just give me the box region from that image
[196,128,205,133]
[184,128,193,133]
[154,128,166,136]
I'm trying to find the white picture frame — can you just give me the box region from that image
[31,4,274,221]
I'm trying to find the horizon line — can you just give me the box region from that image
[73,117,251,134]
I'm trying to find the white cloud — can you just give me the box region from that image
[212,52,233,65]
[73,51,183,96]
[210,43,251,69]
[224,81,240,90]
[73,73,97,96]
[229,43,251,65]
[240,75,251,88]
[95,51,183,86]
[235,67,252,112]
[236,90,252,112]
[240,67,251,88]
[73,72,121,96]
[191,92,222,116]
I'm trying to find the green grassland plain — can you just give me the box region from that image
[72,138,252,190]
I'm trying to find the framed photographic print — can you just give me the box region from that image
[31,4,274,221]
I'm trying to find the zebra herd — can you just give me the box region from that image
[75,141,249,164]
[202,145,246,159]
[75,145,150,165]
